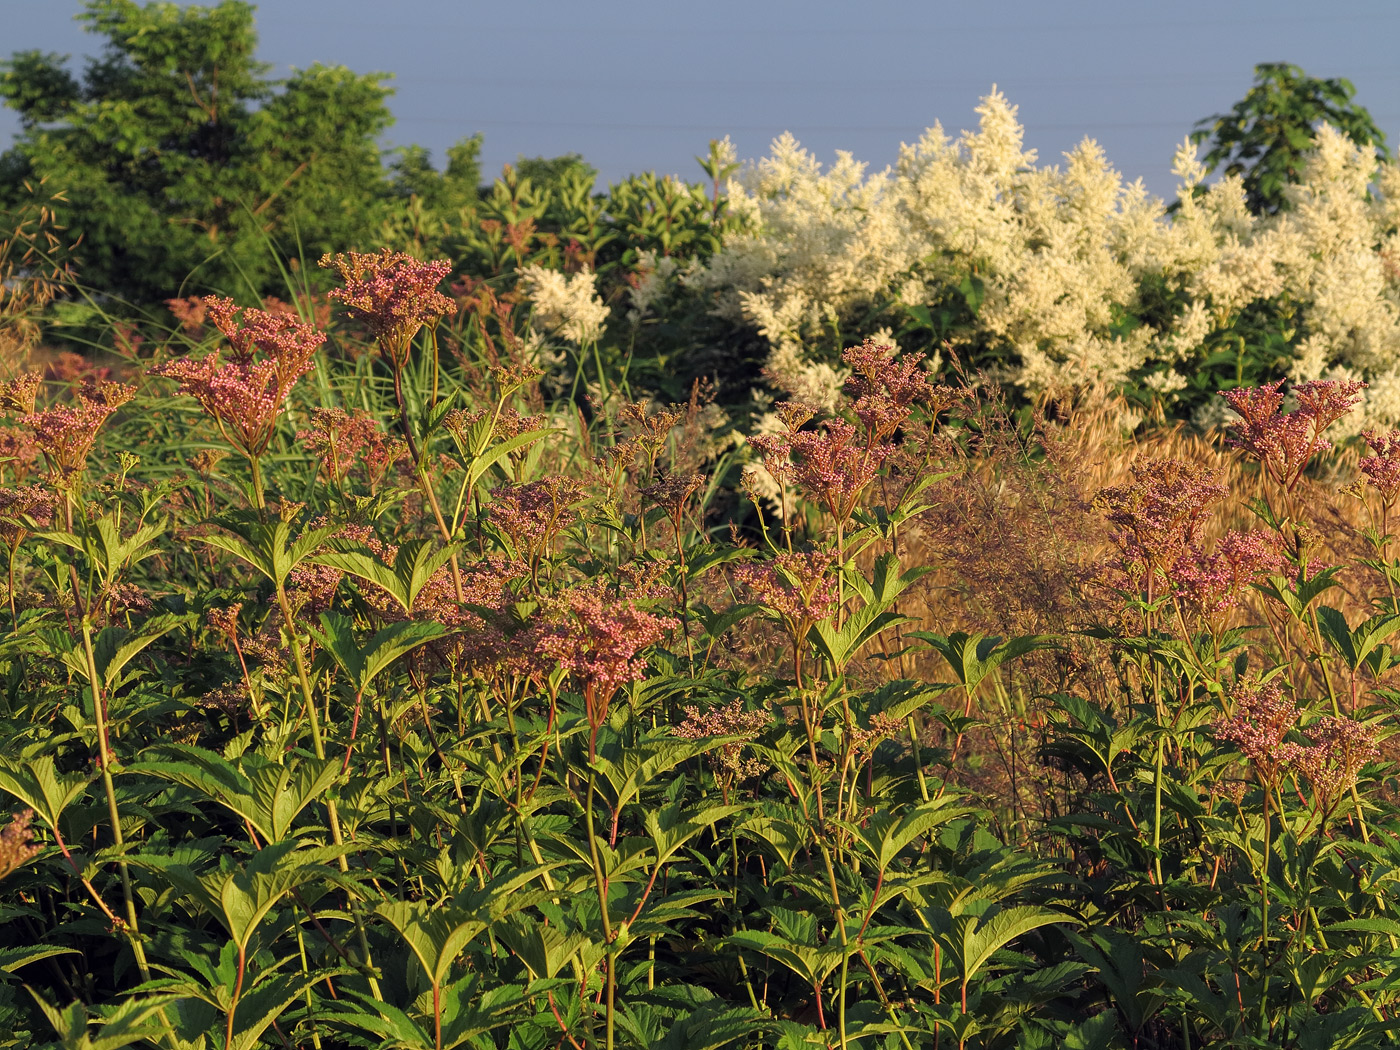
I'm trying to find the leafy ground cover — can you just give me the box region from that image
[0,250,1392,1050]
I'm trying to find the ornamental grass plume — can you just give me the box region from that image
[319,249,453,368]
[1221,378,1366,491]
[154,296,324,465]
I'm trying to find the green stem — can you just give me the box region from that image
[1153,733,1165,892]
[274,578,383,1002]
[585,770,615,1050]
[78,614,154,982]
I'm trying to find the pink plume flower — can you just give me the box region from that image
[1172,530,1285,623]
[1220,378,1365,490]
[1360,429,1400,507]
[1215,681,1300,781]
[155,297,324,459]
[1295,716,1380,807]
[1096,459,1228,588]
[320,250,453,366]
[533,586,671,750]
[732,548,839,635]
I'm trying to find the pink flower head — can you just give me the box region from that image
[842,340,938,443]
[1295,716,1380,806]
[0,485,53,548]
[1361,429,1400,506]
[533,585,671,744]
[1215,681,1299,778]
[320,250,453,366]
[0,810,39,882]
[1172,530,1284,622]
[298,407,402,490]
[155,298,324,459]
[753,419,891,525]
[674,699,771,781]
[0,374,43,417]
[487,475,584,560]
[1097,459,1227,585]
[1220,378,1365,490]
[29,401,112,471]
[642,471,705,517]
[732,548,839,636]
[0,425,40,483]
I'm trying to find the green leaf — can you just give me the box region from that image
[910,631,1052,694]
[0,754,91,828]
[311,612,448,694]
[310,539,409,611]
[953,906,1077,989]
[0,944,80,973]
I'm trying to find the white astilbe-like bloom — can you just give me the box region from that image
[692,90,1400,430]
[520,265,610,344]
[627,250,679,323]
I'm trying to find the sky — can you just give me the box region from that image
[3,0,1399,202]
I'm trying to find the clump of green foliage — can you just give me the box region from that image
[0,251,1388,1050]
[0,0,396,303]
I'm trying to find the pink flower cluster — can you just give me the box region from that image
[0,425,40,483]
[487,476,584,560]
[155,297,324,459]
[1360,429,1400,506]
[751,419,889,525]
[0,370,136,482]
[642,472,705,515]
[732,548,840,634]
[30,400,121,478]
[1294,716,1380,805]
[749,342,946,526]
[533,585,671,734]
[298,407,403,490]
[1172,530,1285,621]
[674,698,771,781]
[1215,681,1298,778]
[842,339,948,443]
[1097,459,1228,585]
[320,250,453,365]
[1220,378,1365,490]
[0,485,54,548]
[849,711,907,764]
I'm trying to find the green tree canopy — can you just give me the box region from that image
[0,0,395,304]
[1192,61,1387,215]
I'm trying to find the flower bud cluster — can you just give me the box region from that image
[155,297,324,460]
[1221,378,1365,490]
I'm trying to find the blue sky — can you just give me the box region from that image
[3,0,1399,201]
